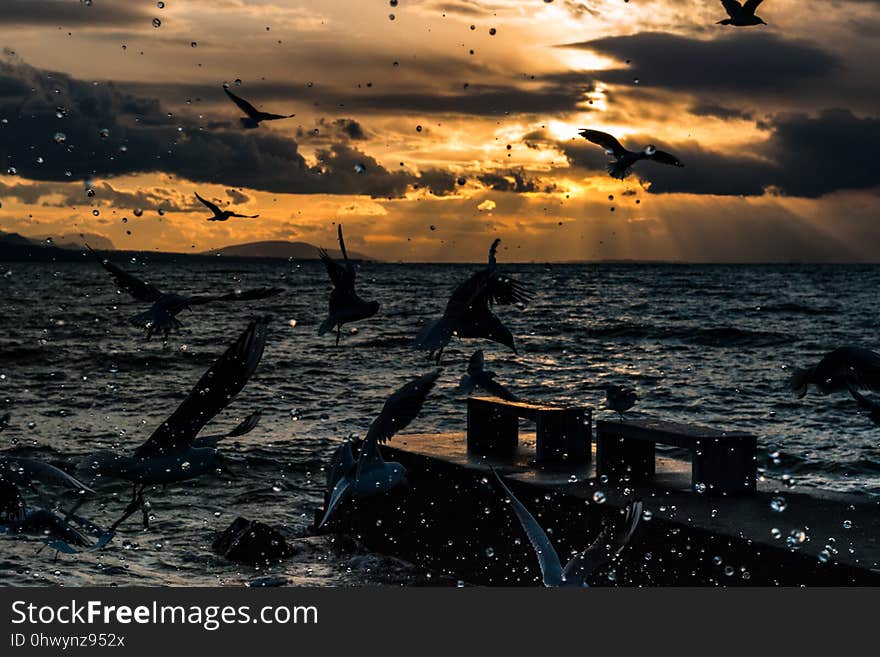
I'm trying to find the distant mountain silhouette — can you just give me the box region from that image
[202,240,373,261]
[0,230,114,251]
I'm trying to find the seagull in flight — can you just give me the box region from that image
[318,370,441,529]
[494,470,642,587]
[89,246,283,340]
[717,0,767,26]
[605,384,638,420]
[194,192,259,222]
[578,129,684,180]
[0,455,110,554]
[317,225,380,345]
[458,350,521,402]
[789,347,880,398]
[83,318,269,532]
[223,85,295,129]
[415,239,530,363]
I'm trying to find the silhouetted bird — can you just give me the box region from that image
[459,350,521,402]
[494,470,642,587]
[83,318,269,532]
[89,246,282,339]
[0,456,108,553]
[223,85,295,129]
[317,225,380,345]
[578,129,684,180]
[195,192,259,222]
[789,347,880,398]
[318,370,441,529]
[717,0,767,26]
[847,383,880,427]
[191,410,261,449]
[605,384,638,419]
[415,239,530,363]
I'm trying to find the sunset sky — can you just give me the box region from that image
[0,0,878,262]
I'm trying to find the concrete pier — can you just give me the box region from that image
[320,431,880,586]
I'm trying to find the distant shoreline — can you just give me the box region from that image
[2,243,879,266]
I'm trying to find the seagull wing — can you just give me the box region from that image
[578,129,628,158]
[648,149,684,167]
[363,370,442,445]
[89,246,162,302]
[0,457,94,494]
[847,383,880,414]
[225,410,262,438]
[194,192,222,216]
[561,500,643,585]
[134,318,269,458]
[487,238,500,269]
[223,86,260,119]
[317,475,352,529]
[720,0,744,17]
[742,0,763,13]
[493,470,563,587]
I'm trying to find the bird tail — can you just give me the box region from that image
[317,314,337,336]
[414,318,453,352]
[788,367,813,398]
[129,307,181,339]
[607,161,630,180]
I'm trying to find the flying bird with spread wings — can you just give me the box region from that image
[317,225,380,345]
[1,455,110,554]
[717,0,767,26]
[415,239,530,363]
[89,246,282,340]
[318,370,441,529]
[82,318,269,532]
[223,85,295,129]
[194,192,259,222]
[578,129,685,180]
[494,470,642,587]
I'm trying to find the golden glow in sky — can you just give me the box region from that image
[0,0,878,262]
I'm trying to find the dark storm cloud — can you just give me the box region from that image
[688,102,754,122]
[341,81,595,117]
[560,32,839,92]
[562,110,880,198]
[3,0,147,27]
[0,59,461,198]
[478,169,556,193]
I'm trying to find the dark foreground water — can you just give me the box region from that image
[1,259,879,585]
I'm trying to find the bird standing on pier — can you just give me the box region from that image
[194,192,259,222]
[605,384,638,419]
[223,85,295,129]
[458,350,521,402]
[83,318,269,532]
[716,0,767,26]
[578,129,684,180]
[318,370,441,529]
[788,347,880,398]
[0,456,109,553]
[494,470,642,587]
[415,239,530,363]
[89,247,282,340]
[317,225,380,345]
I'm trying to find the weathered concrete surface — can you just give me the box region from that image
[320,432,880,586]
